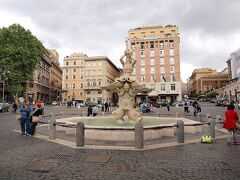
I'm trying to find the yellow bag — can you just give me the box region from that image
[16,114,22,121]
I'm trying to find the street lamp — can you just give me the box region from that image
[2,70,10,102]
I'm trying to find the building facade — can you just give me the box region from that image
[24,49,62,103]
[216,48,240,102]
[84,56,120,105]
[62,53,87,102]
[187,68,229,96]
[128,24,181,103]
[62,53,120,104]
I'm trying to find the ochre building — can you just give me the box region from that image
[128,24,182,103]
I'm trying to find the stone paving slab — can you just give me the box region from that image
[1,106,240,179]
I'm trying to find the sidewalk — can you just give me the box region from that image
[1,109,240,179]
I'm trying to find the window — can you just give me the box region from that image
[160,57,165,65]
[150,50,154,57]
[170,66,175,73]
[80,92,83,96]
[150,42,154,49]
[66,69,68,73]
[141,67,145,75]
[81,83,83,88]
[171,84,176,91]
[151,67,155,74]
[160,84,165,91]
[151,75,156,82]
[151,84,156,90]
[73,61,76,65]
[170,49,174,56]
[161,74,166,82]
[73,83,75,89]
[65,75,68,80]
[66,62,69,66]
[80,74,84,79]
[159,41,164,48]
[141,32,146,39]
[65,84,68,89]
[98,81,101,86]
[160,50,164,56]
[87,81,91,87]
[98,90,102,94]
[141,76,145,82]
[73,75,76,79]
[80,60,84,66]
[141,58,145,66]
[170,57,174,65]
[150,58,155,66]
[150,32,155,37]
[140,42,145,49]
[171,74,176,81]
[87,90,90,94]
[73,68,76,72]
[140,51,145,57]
[93,80,96,86]
[160,67,165,73]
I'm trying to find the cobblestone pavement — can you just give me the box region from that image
[0,105,240,179]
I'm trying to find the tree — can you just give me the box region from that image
[205,91,219,99]
[0,24,44,101]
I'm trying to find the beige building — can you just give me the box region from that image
[187,68,229,96]
[62,53,120,104]
[85,56,120,104]
[24,49,62,102]
[128,24,182,103]
[62,53,87,102]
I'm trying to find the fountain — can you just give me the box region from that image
[102,48,151,122]
[55,48,202,142]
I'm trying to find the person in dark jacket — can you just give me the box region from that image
[29,102,43,136]
[87,105,93,116]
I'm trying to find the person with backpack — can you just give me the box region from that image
[87,105,93,116]
[29,102,43,136]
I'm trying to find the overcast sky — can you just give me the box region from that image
[1,0,240,82]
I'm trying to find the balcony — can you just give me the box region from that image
[85,85,101,90]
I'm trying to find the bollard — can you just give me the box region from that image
[177,120,184,143]
[76,122,85,147]
[176,112,179,118]
[158,111,160,117]
[61,112,64,119]
[209,118,216,138]
[49,113,56,140]
[135,122,144,149]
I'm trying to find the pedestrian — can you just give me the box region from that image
[184,101,189,113]
[12,102,18,113]
[224,104,240,145]
[40,101,44,115]
[105,102,109,112]
[92,105,98,117]
[87,105,92,116]
[166,101,170,111]
[29,102,43,136]
[192,100,198,116]
[17,100,33,136]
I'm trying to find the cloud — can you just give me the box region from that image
[0,0,240,82]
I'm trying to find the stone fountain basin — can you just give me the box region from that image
[56,116,202,141]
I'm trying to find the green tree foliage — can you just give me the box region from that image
[205,91,219,99]
[0,24,44,99]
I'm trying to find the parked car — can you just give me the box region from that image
[0,102,10,112]
[176,101,184,106]
[51,101,59,106]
